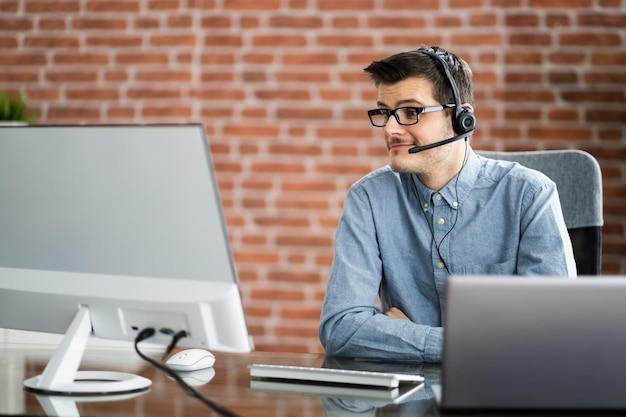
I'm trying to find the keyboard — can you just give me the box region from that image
[250,378,425,403]
[248,364,424,388]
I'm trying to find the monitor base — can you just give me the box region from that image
[23,305,152,396]
[24,371,151,395]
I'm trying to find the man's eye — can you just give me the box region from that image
[402,108,419,118]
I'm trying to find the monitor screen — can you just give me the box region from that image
[0,125,252,393]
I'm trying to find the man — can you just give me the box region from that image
[318,46,576,362]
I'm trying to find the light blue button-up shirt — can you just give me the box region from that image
[319,150,576,362]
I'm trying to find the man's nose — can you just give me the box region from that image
[384,114,405,135]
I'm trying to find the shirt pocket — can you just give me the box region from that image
[457,257,517,275]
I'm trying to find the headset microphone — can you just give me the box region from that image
[408,131,471,153]
[409,49,477,154]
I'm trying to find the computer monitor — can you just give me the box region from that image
[0,124,253,395]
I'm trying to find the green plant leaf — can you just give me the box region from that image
[0,91,31,122]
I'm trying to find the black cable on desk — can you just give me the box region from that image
[134,328,243,417]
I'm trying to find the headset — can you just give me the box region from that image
[420,49,476,135]
[408,49,476,272]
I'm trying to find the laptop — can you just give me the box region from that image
[434,275,626,412]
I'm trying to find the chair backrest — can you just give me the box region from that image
[477,150,603,275]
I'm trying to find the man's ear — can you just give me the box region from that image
[461,103,474,112]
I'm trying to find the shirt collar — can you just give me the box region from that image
[407,149,481,209]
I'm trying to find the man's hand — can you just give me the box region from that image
[383,307,411,321]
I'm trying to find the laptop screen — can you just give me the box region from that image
[440,275,626,411]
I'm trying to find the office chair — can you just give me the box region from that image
[478,150,603,275]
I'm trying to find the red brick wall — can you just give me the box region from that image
[1,0,624,353]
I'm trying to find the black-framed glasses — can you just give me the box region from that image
[367,104,455,127]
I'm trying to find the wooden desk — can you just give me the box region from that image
[4,345,624,417]
[0,344,439,417]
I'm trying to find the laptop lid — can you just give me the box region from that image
[439,276,626,411]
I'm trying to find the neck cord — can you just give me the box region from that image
[411,142,469,274]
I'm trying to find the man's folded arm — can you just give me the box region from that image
[319,307,443,362]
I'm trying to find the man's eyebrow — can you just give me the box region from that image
[376,98,424,108]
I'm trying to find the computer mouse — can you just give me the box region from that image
[165,348,216,372]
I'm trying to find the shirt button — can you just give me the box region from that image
[437,261,445,269]
[438,218,445,225]
[452,201,458,208]
[423,202,429,209]
[436,193,443,200]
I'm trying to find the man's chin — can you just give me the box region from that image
[389,159,415,174]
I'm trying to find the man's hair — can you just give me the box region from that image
[364,45,475,108]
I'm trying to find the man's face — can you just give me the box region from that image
[376,77,455,175]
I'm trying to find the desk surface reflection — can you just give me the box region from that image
[1,345,621,417]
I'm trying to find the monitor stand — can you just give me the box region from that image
[23,305,152,395]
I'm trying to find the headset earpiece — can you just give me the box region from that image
[455,107,476,134]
